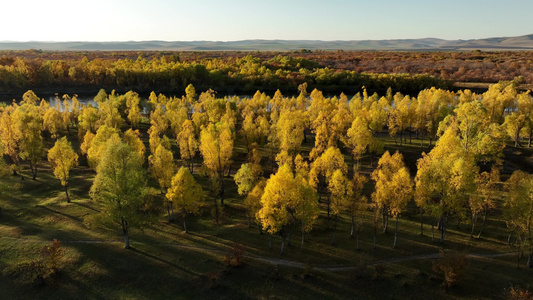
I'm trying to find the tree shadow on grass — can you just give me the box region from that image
[36,205,83,223]
[72,201,100,212]
[128,246,198,276]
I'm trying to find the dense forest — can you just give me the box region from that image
[3,49,532,97]
[2,77,533,298]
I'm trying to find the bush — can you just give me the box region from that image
[504,285,533,300]
[3,239,65,288]
[224,243,244,267]
[432,250,468,288]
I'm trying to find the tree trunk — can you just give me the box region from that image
[331,214,338,245]
[382,213,389,233]
[470,213,477,239]
[280,230,286,255]
[439,216,446,243]
[183,212,188,233]
[219,175,225,207]
[213,197,220,231]
[432,222,435,242]
[188,159,194,174]
[420,209,424,236]
[124,231,130,249]
[287,223,295,246]
[29,160,37,180]
[122,218,130,249]
[166,201,173,221]
[393,214,399,248]
[326,197,331,230]
[64,184,70,203]
[300,224,305,251]
[477,210,487,238]
[373,220,377,250]
[350,215,355,238]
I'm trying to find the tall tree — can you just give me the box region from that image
[469,166,499,239]
[166,167,205,233]
[199,122,233,206]
[176,119,198,173]
[343,172,368,249]
[344,116,373,168]
[13,99,43,180]
[0,105,21,175]
[148,144,176,194]
[123,129,146,161]
[415,127,477,242]
[85,125,120,169]
[309,146,347,227]
[371,151,413,247]
[328,169,352,244]
[258,164,318,254]
[504,170,533,268]
[43,106,65,139]
[90,141,147,249]
[47,137,79,203]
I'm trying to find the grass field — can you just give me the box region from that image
[1,130,532,300]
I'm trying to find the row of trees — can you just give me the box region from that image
[1,82,533,265]
[0,54,448,94]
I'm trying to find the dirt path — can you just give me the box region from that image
[0,235,516,272]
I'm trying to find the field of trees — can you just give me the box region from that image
[1,75,533,299]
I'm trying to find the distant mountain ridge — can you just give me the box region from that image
[2,34,533,51]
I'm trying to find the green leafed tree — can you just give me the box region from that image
[90,141,147,249]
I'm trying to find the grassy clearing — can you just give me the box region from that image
[1,132,532,299]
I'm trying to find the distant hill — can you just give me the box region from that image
[2,34,533,51]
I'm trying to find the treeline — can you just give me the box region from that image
[0,51,449,95]
[1,81,533,265]
[3,49,533,95]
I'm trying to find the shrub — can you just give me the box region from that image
[432,250,468,288]
[3,239,65,288]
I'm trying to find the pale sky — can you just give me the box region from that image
[2,0,532,42]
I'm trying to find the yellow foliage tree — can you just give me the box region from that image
[166,167,205,233]
[148,144,176,194]
[47,137,79,203]
[122,129,146,161]
[199,122,233,205]
[371,151,413,247]
[176,119,198,173]
[257,164,318,254]
[415,127,477,242]
[504,170,533,268]
[86,125,121,169]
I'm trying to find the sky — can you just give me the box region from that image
[2,0,532,42]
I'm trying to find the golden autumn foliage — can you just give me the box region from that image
[47,137,78,202]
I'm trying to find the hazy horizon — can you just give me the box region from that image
[2,0,532,43]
